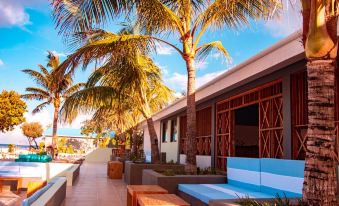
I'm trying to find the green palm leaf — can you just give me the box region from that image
[52,0,129,36]
[196,41,231,62]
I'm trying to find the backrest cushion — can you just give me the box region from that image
[260,158,304,197]
[226,157,261,191]
[19,162,46,178]
[0,162,20,176]
[22,182,53,206]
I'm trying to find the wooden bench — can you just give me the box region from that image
[0,176,22,194]
[137,194,190,206]
[127,185,168,206]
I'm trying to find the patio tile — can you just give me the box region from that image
[63,162,127,206]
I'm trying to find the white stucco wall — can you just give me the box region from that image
[142,120,161,159]
[160,118,179,163]
[180,154,212,169]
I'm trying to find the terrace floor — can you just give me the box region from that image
[62,162,127,206]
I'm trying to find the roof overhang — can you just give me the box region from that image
[141,31,304,127]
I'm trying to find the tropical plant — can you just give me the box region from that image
[52,0,280,167]
[300,1,338,205]
[61,55,172,162]
[21,51,84,148]
[0,90,27,132]
[39,142,46,152]
[21,122,44,149]
[236,195,306,206]
[7,144,15,153]
[58,24,173,162]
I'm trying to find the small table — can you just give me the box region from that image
[0,177,23,194]
[107,161,123,179]
[127,185,168,206]
[137,194,190,206]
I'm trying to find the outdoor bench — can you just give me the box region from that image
[178,157,305,206]
[22,177,67,206]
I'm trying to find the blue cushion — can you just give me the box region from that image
[178,184,274,204]
[227,157,261,191]
[22,183,53,206]
[260,158,304,197]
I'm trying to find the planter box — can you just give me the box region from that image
[142,169,226,193]
[124,161,185,185]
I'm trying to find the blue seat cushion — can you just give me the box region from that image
[260,158,304,198]
[22,183,53,206]
[178,184,274,204]
[227,157,261,191]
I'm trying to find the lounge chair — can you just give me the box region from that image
[178,157,304,205]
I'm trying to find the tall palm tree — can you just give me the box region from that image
[21,51,84,149]
[60,42,173,162]
[52,0,280,167]
[301,1,338,205]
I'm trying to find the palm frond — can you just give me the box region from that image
[21,93,49,101]
[22,69,49,89]
[60,86,120,122]
[25,87,50,97]
[199,0,281,30]
[136,0,184,35]
[32,101,51,114]
[196,41,231,62]
[63,83,86,97]
[57,32,156,76]
[38,64,50,77]
[52,0,129,37]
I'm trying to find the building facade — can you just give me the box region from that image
[141,32,339,170]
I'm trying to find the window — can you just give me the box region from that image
[170,119,178,142]
[162,121,168,142]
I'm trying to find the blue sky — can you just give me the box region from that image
[0,0,301,144]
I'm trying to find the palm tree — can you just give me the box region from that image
[21,51,84,149]
[60,43,173,163]
[52,0,280,167]
[301,1,338,205]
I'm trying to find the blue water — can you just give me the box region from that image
[0,144,30,149]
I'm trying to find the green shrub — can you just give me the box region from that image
[237,195,306,206]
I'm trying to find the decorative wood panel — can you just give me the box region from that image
[215,80,283,170]
[291,71,308,160]
[179,107,212,156]
[179,116,187,154]
[291,69,339,161]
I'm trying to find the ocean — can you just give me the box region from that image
[0,144,30,149]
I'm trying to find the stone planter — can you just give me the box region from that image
[124,161,185,185]
[142,169,226,193]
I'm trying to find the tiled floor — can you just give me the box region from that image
[62,162,127,206]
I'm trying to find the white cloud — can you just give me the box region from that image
[0,0,46,28]
[0,59,4,67]
[195,61,209,70]
[51,50,67,57]
[0,1,30,28]
[166,70,225,91]
[156,43,175,55]
[60,114,91,129]
[155,62,169,76]
[264,0,302,37]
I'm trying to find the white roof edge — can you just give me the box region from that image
[140,30,303,127]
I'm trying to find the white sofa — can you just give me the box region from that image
[0,162,80,186]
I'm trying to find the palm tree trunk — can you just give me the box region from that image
[185,56,197,166]
[132,128,138,157]
[146,117,160,163]
[52,100,60,155]
[302,59,338,205]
